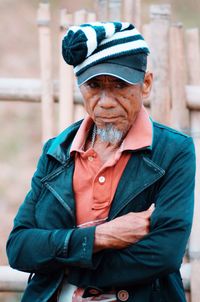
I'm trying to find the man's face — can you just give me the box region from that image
[80,73,152,137]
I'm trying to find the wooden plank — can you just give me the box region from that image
[186,85,200,110]
[169,23,190,132]
[37,2,54,142]
[0,78,43,102]
[1,79,200,109]
[59,10,74,132]
[190,260,200,301]
[0,78,85,105]
[186,28,200,302]
[149,4,171,125]
[0,263,191,293]
[0,266,28,292]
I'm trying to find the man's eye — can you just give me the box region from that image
[87,81,100,89]
[114,82,127,89]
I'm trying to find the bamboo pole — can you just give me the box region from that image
[59,10,74,132]
[169,23,190,132]
[149,4,171,125]
[186,28,200,302]
[37,1,54,142]
[108,0,121,21]
[134,0,141,30]
[1,79,200,111]
[186,29,200,85]
[123,0,141,29]
[96,0,108,21]
[87,12,97,22]
[0,266,28,292]
[186,85,200,110]
[123,0,134,23]
[142,24,153,109]
[73,10,87,122]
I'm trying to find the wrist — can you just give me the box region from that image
[93,224,108,253]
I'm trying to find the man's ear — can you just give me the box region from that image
[142,71,153,98]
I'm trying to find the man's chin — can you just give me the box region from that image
[96,124,124,145]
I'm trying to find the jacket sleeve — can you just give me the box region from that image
[6,140,96,274]
[68,136,196,288]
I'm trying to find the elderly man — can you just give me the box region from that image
[7,22,195,302]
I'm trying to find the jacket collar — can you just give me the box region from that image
[43,121,165,220]
[47,120,83,164]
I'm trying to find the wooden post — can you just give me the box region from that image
[87,12,97,23]
[96,0,108,21]
[169,23,190,132]
[108,0,121,21]
[142,24,153,108]
[73,10,87,122]
[186,29,200,85]
[186,85,200,110]
[123,0,134,23]
[0,266,28,292]
[149,4,171,125]
[186,28,200,302]
[123,0,141,29]
[134,0,141,30]
[37,1,54,142]
[59,10,74,132]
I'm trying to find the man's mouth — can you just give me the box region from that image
[96,115,122,122]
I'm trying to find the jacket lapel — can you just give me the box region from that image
[41,159,76,223]
[108,153,165,220]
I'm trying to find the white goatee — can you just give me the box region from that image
[96,124,124,145]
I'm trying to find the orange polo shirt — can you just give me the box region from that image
[70,106,152,228]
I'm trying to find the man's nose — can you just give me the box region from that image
[98,90,117,108]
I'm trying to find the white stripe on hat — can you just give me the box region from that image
[74,39,148,74]
[68,25,98,58]
[100,28,141,46]
[120,22,131,30]
[104,22,116,38]
[79,26,98,57]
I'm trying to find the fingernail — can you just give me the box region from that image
[150,203,155,210]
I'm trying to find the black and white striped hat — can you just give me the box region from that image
[62,21,150,86]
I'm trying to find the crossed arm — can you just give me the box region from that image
[94,204,154,252]
[6,137,195,288]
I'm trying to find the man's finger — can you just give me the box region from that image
[147,203,155,214]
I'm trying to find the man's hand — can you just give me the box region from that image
[94,204,155,253]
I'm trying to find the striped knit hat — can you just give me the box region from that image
[62,21,150,85]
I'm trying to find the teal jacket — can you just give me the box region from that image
[6,120,196,302]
